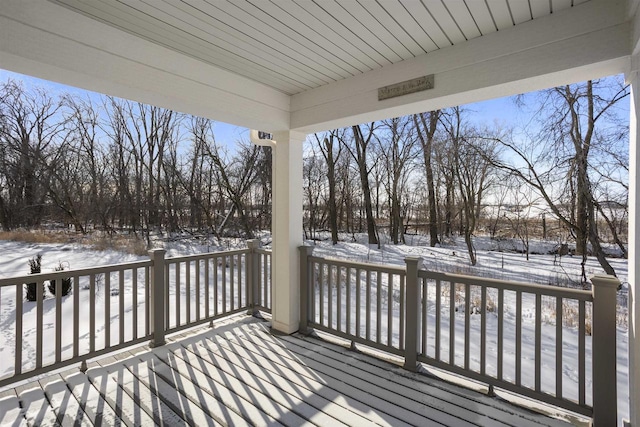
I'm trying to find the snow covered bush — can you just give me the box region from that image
[48,261,72,296]
[25,254,43,301]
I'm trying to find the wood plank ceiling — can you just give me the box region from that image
[50,0,590,96]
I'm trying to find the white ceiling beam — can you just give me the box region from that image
[0,0,290,131]
[291,0,631,133]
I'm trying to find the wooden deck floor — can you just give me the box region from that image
[0,316,576,427]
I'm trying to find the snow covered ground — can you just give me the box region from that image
[0,234,630,424]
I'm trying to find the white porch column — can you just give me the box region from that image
[628,58,640,427]
[271,130,306,334]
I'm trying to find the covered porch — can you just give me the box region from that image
[0,0,638,425]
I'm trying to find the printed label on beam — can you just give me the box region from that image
[378,75,434,101]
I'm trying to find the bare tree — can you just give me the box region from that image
[413,111,441,246]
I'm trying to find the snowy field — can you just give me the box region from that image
[0,234,630,424]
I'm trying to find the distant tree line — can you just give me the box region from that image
[0,79,271,243]
[0,76,629,277]
[303,77,629,278]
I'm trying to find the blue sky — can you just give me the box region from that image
[0,68,626,145]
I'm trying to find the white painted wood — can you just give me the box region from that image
[508,0,533,24]
[201,0,343,82]
[466,0,498,35]
[0,396,25,426]
[627,59,640,427]
[222,327,477,426]
[423,1,467,43]
[444,1,482,40]
[140,352,266,427]
[42,376,92,427]
[270,131,306,334]
[157,345,311,426]
[552,0,573,12]
[182,338,377,426]
[0,0,289,130]
[342,0,417,59]
[377,1,436,53]
[290,0,391,67]
[206,332,413,427]
[398,0,451,48]
[245,0,364,75]
[317,1,403,63]
[270,0,376,72]
[123,358,213,425]
[86,364,157,427]
[530,0,551,19]
[17,386,59,427]
[121,0,323,90]
[486,0,514,30]
[290,0,629,133]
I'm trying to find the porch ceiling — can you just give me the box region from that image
[49,0,590,96]
[0,0,635,133]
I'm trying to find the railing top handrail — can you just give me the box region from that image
[166,248,250,264]
[419,269,593,300]
[0,259,153,288]
[255,248,271,255]
[309,254,406,275]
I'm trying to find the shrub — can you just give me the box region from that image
[25,254,44,302]
[48,261,72,296]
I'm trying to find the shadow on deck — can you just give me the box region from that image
[0,315,576,426]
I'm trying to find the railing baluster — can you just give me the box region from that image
[15,284,22,375]
[73,275,79,358]
[579,300,586,406]
[464,283,470,370]
[337,266,342,332]
[480,285,486,375]
[399,273,405,350]
[387,272,393,347]
[346,267,351,335]
[366,270,371,341]
[175,262,181,327]
[310,260,316,323]
[36,279,43,368]
[105,273,110,349]
[186,261,191,322]
[327,264,333,328]
[196,260,201,321]
[498,288,504,380]
[319,262,324,326]
[449,281,455,365]
[90,274,95,353]
[119,269,125,345]
[214,256,219,316]
[535,293,542,392]
[146,267,151,335]
[356,268,361,338]
[422,277,427,356]
[132,269,138,340]
[238,254,243,308]
[376,270,382,343]
[205,258,210,318]
[164,263,169,330]
[556,297,563,398]
[516,290,522,387]
[435,279,441,361]
[222,256,227,314]
[263,253,268,308]
[230,255,235,311]
[55,276,62,363]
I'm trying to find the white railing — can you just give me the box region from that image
[0,240,271,387]
[299,247,620,427]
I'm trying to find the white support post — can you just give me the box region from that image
[271,130,306,334]
[628,61,640,427]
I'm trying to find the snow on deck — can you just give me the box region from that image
[0,315,576,427]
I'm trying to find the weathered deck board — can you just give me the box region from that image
[0,316,576,427]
